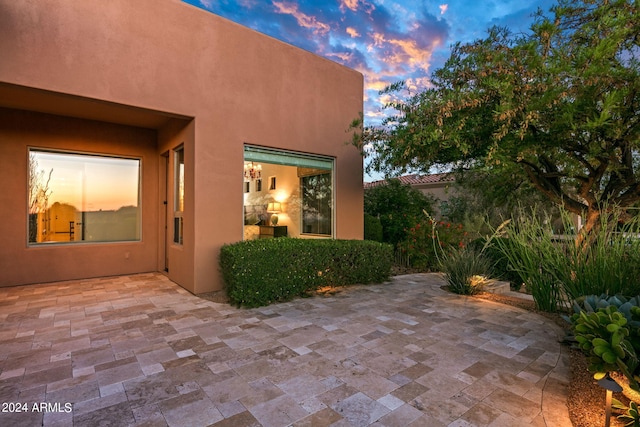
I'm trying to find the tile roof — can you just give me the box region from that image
[364,172,454,189]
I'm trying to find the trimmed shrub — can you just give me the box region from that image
[220,238,393,307]
[364,213,383,242]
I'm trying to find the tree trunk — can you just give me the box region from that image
[575,208,600,249]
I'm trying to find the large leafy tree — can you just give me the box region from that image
[357,0,640,242]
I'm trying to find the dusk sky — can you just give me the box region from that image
[183,0,556,125]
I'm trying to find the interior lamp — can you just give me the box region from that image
[267,202,281,226]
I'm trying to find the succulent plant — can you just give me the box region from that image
[566,294,640,328]
[570,303,640,392]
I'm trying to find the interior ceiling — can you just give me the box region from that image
[0,83,191,129]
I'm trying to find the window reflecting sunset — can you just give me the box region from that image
[28,150,141,243]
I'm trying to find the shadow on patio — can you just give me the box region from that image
[0,273,571,426]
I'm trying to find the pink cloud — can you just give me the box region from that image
[273,1,330,36]
[346,27,360,38]
[340,0,360,13]
[367,32,437,77]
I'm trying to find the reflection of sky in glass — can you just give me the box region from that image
[33,152,140,212]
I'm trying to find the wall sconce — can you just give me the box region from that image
[597,374,622,427]
[244,162,262,181]
[267,202,281,226]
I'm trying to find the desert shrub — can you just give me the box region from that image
[440,246,493,295]
[553,210,640,299]
[364,213,383,242]
[364,179,436,248]
[491,211,567,312]
[396,215,473,271]
[220,238,392,307]
[468,237,523,290]
[491,206,640,312]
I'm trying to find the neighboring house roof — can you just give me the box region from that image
[364,172,454,189]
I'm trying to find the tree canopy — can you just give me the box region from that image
[356,0,640,238]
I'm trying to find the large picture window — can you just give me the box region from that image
[28,149,141,244]
[243,146,334,239]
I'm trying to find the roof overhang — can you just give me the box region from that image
[0,82,190,129]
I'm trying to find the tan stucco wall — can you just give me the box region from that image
[0,0,363,292]
[413,182,461,217]
[415,182,460,205]
[0,108,159,285]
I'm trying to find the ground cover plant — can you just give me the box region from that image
[220,238,392,307]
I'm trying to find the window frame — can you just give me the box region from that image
[173,145,185,246]
[243,145,335,238]
[300,170,334,237]
[27,147,142,246]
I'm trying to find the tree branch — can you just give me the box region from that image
[517,159,587,215]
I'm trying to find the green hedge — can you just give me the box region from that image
[220,238,393,307]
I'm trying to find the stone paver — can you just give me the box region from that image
[0,273,571,426]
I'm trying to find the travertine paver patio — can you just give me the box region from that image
[0,273,571,426]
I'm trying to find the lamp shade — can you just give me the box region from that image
[267,202,281,213]
[597,375,622,392]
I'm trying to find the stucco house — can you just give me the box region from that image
[365,173,460,217]
[0,0,364,293]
